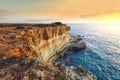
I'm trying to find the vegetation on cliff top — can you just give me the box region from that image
[0,22,64,27]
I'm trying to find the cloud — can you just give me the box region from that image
[0,9,16,18]
[80,10,120,18]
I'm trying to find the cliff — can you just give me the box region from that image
[0,22,96,80]
[0,23,70,61]
[0,22,72,80]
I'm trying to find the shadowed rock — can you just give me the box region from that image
[16,26,25,29]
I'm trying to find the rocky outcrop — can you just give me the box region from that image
[0,22,71,80]
[0,56,69,80]
[0,23,70,61]
[70,35,86,51]
[65,66,96,80]
[0,22,96,80]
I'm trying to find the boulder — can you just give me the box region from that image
[71,41,86,51]
[65,65,97,80]
[71,35,83,42]
[75,35,83,41]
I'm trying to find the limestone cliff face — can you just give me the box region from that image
[0,24,70,61]
[0,23,97,80]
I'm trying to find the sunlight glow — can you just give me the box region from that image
[99,12,120,20]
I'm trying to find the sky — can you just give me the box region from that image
[0,0,120,23]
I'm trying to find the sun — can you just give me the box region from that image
[84,11,120,21]
[93,11,120,21]
[100,11,120,20]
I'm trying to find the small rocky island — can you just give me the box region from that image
[0,22,96,80]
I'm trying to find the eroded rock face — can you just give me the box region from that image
[0,23,71,80]
[0,24,70,61]
[0,23,97,80]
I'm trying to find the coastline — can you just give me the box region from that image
[53,35,97,80]
[0,23,96,80]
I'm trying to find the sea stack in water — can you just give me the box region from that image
[70,35,86,51]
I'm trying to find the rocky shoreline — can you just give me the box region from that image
[53,35,97,80]
[49,35,86,62]
[0,23,96,80]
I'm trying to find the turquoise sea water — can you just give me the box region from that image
[58,23,120,80]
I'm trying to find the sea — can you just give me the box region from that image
[57,23,120,80]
